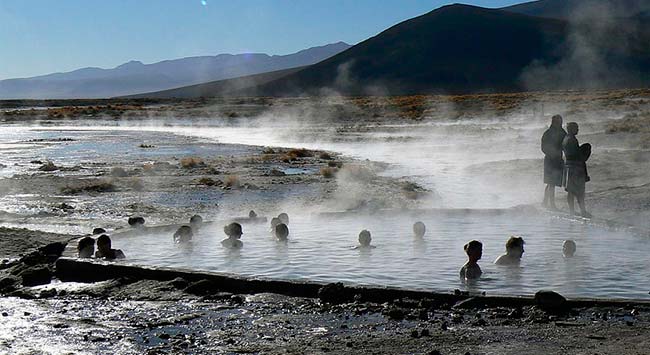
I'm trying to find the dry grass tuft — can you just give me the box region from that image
[320,167,338,179]
[180,157,205,169]
[224,175,240,188]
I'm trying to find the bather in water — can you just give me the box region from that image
[189,215,203,229]
[173,225,193,244]
[353,230,375,249]
[77,236,95,258]
[413,221,426,238]
[460,240,482,280]
[274,223,289,242]
[563,240,576,258]
[128,216,145,228]
[92,228,106,235]
[95,234,125,260]
[270,217,281,232]
[278,213,289,225]
[494,236,525,266]
[221,222,243,249]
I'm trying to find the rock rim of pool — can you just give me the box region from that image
[55,257,650,307]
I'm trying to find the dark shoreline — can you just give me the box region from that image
[55,257,650,307]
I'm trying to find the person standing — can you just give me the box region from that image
[562,122,591,217]
[541,114,567,209]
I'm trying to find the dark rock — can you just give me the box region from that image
[428,351,442,355]
[0,275,20,293]
[386,307,407,321]
[420,328,430,337]
[169,277,189,290]
[184,279,219,296]
[535,290,568,313]
[39,242,66,257]
[410,330,420,338]
[508,307,524,319]
[39,288,57,298]
[453,297,486,310]
[230,295,245,305]
[1,312,7,317]
[418,309,429,321]
[158,333,171,340]
[318,283,352,305]
[20,266,52,286]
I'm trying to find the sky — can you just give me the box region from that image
[0,0,524,80]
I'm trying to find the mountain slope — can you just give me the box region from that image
[503,0,650,19]
[232,4,569,96]
[0,42,351,99]
[122,67,304,99]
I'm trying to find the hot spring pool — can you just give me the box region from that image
[111,210,650,300]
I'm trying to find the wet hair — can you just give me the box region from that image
[96,234,112,248]
[224,222,243,237]
[128,216,145,227]
[358,230,372,246]
[274,223,289,241]
[464,240,482,255]
[563,240,576,256]
[278,213,289,225]
[249,210,257,218]
[270,217,281,228]
[77,237,95,251]
[174,225,193,243]
[189,215,203,225]
[413,221,426,238]
[505,236,525,250]
[92,227,106,235]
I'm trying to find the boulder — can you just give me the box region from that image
[535,290,568,313]
[318,282,352,305]
[20,266,52,287]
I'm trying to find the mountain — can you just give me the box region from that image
[230,4,571,96]
[0,42,351,99]
[502,0,650,20]
[122,67,304,99]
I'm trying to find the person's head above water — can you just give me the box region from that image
[128,216,145,227]
[77,237,95,258]
[567,122,579,135]
[278,213,289,225]
[190,214,203,226]
[551,114,563,127]
[224,222,243,238]
[249,210,258,219]
[96,234,112,252]
[270,217,281,229]
[505,236,525,258]
[563,240,577,257]
[174,225,193,243]
[413,221,426,238]
[92,227,106,235]
[358,230,372,247]
[464,240,483,263]
[274,223,289,241]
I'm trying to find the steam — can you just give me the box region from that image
[521,0,648,90]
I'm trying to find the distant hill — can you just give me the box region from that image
[122,67,304,99]
[0,42,351,99]
[503,0,650,19]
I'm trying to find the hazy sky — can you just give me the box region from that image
[0,0,523,79]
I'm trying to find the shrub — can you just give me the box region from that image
[198,177,222,186]
[139,144,155,149]
[180,157,205,169]
[320,167,338,179]
[319,152,333,160]
[287,148,313,158]
[224,175,240,188]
